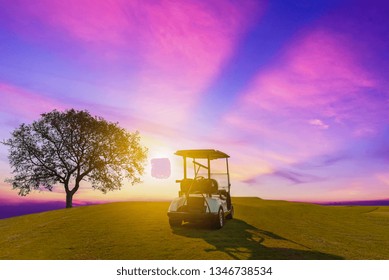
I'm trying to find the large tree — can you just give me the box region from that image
[2,109,147,208]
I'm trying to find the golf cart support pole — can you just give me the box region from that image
[226,158,230,193]
[207,157,211,179]
[183,156,187,179]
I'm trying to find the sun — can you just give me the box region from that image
[147,144,178,179]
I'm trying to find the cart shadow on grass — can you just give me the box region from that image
[172,219,343,260]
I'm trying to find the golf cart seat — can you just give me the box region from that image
[180,178,194,193]
[180,178,218,194]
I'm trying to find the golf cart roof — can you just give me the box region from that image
[175,149,230,160]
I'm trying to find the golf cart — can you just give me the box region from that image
[167,149,233,229]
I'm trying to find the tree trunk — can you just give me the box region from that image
[66,192,73,208]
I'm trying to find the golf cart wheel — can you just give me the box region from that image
[214,207,224,229]
[169,218,182,227]
[226,205,234,220]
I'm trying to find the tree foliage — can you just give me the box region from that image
[2,109,148,208]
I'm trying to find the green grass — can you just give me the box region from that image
[0,197,388,259]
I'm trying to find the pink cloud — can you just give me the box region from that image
[309,119,329,130]
[216,26,385,179]
[5,0,264,126]
[243,29,375,112]
[129,0,264,125]
[7,0,134,49]
[0,181,64,204]
[0,83,65,121]
[232,27,381,133]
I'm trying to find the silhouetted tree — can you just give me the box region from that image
[2,109,147,208]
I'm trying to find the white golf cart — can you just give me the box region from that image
[167,149,233,229]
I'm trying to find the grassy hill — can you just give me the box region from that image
[0,197,388,260]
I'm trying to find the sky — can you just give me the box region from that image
[1,0,389,210]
